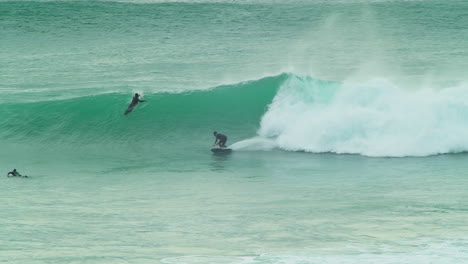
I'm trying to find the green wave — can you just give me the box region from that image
[0,74,288,148]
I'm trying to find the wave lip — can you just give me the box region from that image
[258,76,468,157]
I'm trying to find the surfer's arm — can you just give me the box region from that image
[139,99,146,102]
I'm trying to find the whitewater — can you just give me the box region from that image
[1,0,467,263]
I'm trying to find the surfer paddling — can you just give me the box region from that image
[213,131,228,148]
[124,93,147,115]
[7,169,27,178]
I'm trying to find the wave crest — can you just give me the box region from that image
[258,76,468,157]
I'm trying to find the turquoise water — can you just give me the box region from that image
[1,0,467,263]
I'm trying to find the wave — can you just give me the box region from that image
[2,73,468,157]
[254,75,468,157]
[0,75,285,148]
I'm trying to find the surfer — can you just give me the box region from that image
[213,131,228,148]
[124,93,147,115]
[7,169,27,178]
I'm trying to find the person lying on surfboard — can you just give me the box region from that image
[124,93,147,115]
[7,169,27,178]
[213,131,228,148]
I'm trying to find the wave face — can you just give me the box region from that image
[257,75,468,157]
[0,75,285,149]
[2,73,468,157]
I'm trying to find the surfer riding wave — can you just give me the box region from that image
[213,131,228,148]
[124,93,147,115]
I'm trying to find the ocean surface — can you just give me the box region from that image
[1,0,467,263]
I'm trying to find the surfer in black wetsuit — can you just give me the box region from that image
[124,93,147,115]
[213,131,228,148]
[7,169,27,178]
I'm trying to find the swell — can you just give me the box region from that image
[3,73,468,157]
[0,74,287,148]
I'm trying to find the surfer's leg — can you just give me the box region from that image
[124,105,134,115]
[220,138,227,148]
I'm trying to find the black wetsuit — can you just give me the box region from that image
[7,170,21,177]
[214,133,228,148]
[129,95,144,107]
[125,95,145,115]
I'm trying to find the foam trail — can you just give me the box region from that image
[258,76,468,157]
[230,137,277,151]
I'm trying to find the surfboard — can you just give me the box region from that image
[211,148,232,153]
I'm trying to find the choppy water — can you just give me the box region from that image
[1,0,467,263]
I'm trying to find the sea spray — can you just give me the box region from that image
[230,137,276,151]
[258,76,468,157]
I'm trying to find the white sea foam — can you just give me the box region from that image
[258,75,468,157]
[230,137,277,151]
[161,238,468,263]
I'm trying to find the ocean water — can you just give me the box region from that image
[1,0,467,263]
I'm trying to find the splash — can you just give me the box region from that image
[257,75,468,157]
